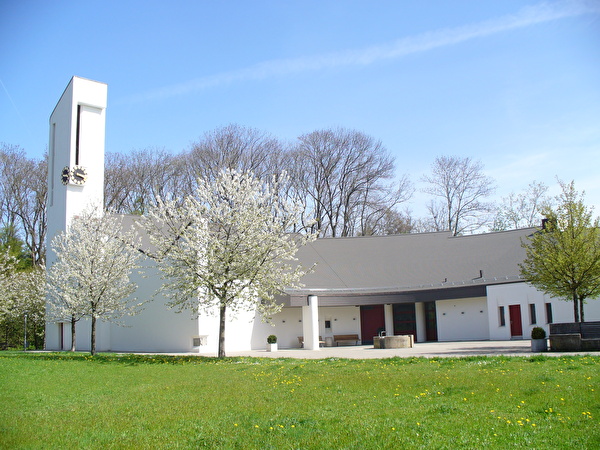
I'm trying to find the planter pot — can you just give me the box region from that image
[531,338,547,352]
[373,336,383,349]
[267,343,278,352]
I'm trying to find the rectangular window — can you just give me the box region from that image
[75,104,81,165]
[545,303,553,324]
[529,304,537,325]
[499,306,506,327]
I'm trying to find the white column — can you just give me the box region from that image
[384,304,394,336]
[302,295,320,350]
[415,302,426,343]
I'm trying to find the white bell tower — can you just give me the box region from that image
[46,76,107,265]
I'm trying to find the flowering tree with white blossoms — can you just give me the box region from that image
[0,251,20,340]
[0,252,46,349]
[46,210,144,355]
[144,170,315,358]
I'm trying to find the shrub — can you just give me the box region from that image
[267,335,277,344]
[531,327,546,339]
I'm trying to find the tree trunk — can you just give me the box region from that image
[573,293,580,323]
[70,315,76,352]
[218,303,226,358]
[91,314,96,356]
[579,297,585,323]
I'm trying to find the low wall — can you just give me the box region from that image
[549,321,600,351]
[374,335,413,349]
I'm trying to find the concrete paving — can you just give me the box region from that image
[198,340,600,359]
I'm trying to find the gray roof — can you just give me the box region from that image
[116,212,536,304]
[289,228,536,297]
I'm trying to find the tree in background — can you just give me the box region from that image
[291,128,412,237]
[520,181,600,322]
[421,155,495,235]
[46,210,144,355]
[493,181,551,231]
[183,124,282,190]
[0,143,47,266]
[103,126,413,238]
[144,170,315,358]
[0,251,21,347]
[0,251,45,349]
[104,148,184,215]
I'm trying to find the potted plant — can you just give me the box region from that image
[531,327,547,352]
[266,335,278,352]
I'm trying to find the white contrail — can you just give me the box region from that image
[121,0,599,104]
[1,78,24,121]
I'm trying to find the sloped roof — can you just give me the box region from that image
[289,227,536,296]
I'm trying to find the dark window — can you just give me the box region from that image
[545,303,553,324]
[499,306,506,327]
[75,104,81,165]
[529,304,537,325]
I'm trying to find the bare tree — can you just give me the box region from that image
[421,156,495,235]
[291,128,412,237]
[493,181,551,231]
[354,178,413,236]
[0,144,47,265]
[105,148,184,214]
[182,124,283,192]
[365,208,415,235]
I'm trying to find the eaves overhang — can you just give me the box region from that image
[285,275,525,307]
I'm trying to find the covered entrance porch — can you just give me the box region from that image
[287,285,487,350]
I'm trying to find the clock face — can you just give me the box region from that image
[71,166,88,185]
[61,167,71,185]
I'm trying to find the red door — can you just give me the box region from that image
[509,305,523,337]
[360,305,385,345]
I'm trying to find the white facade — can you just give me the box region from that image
[47,76,107,260]
[45,77,600,355]
[486,282,600,340]
[436,297,489,341]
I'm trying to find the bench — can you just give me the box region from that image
[334,334,360,346]
[0,342,7,351]
[298,336,325,348]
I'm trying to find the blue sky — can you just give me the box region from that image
[1,0,599,217]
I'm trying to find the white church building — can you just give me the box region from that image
[45,77,600,354]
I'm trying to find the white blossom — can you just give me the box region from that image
[46,210,144,354]
[143,170,315,357]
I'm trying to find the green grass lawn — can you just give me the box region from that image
[0,352,598,449]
